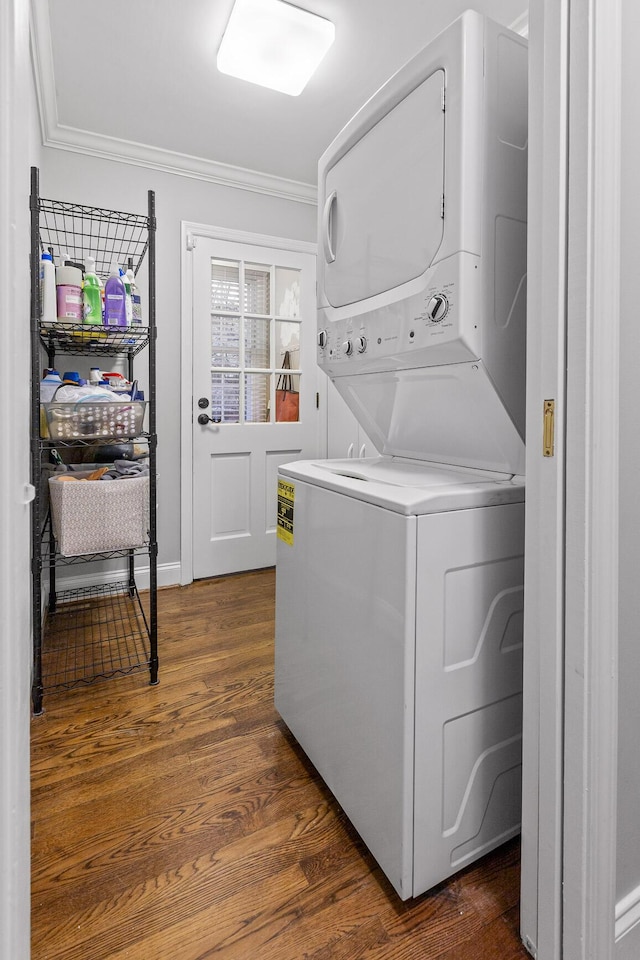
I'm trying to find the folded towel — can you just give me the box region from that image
[100,461,150,480]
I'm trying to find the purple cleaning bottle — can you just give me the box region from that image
[104,260,128,327]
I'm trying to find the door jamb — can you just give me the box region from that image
[562,0,622,956]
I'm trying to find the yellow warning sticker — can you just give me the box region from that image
[277,479,295,546]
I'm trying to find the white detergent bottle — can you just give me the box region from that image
[120,268,133,325]
[104,261,127,327]
[40,369,62,402]
[126,262,142,324]
[39,251,56,326]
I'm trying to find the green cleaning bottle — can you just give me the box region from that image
[82,256,102,325]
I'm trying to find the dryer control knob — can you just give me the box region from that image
[427,294,448,322]
[356,336,367,353]
[342,339,353,356]
[317,329,328,349]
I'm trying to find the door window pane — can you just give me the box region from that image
[210,259,240,312]
[211,315,240,367]
[211,371,240,423]
[208,255,303,425]
[244,264,271,315]
[244,374,270,423]
[244,317,270,369]
[276,320,301,368]
[275,267,301,318]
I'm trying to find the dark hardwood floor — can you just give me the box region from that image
[31,568,531,960]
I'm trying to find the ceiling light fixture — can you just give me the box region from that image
[217,0,335,96]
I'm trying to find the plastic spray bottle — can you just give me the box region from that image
[126,260,142,324]
[82,256,102,325]
[120,268,133,325]
[104,261,127,327]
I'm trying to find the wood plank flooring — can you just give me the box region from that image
[31,568,531,960]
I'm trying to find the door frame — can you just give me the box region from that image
[1,0,32,956]
[523,0,625,957]
[520,1,569,956]
[562,0,622,956]
[179,222,316,585]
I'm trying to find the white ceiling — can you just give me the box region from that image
[34,0,528,201]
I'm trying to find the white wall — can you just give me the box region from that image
[617,0,640,910]
[40,150,316,576]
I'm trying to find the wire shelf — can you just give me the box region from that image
[40,539,153,566]
[38,431,153,450]
[39,199,149,279]
[42,581,151,691]
[39,323,151,357]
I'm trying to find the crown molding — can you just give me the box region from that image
[29,0,317,206]
[510,11,529,38]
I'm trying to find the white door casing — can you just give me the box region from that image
[523,1,638,958]
[520,1,568,957]
[183,227,317,581]
[563,0,622,957]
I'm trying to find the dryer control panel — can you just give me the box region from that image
[317,254,482,377]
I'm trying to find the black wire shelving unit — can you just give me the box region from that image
[30,166,158,714]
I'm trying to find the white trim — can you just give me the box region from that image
[1,0,32,956]
[180,221,195,586]
[55,561,182,594]
[182,221,316,256]
[562,0,622,957]
[180,222,317,586]
[510,12,530,38]
[520,2,568,957]
[29,0,316,206]
[616,886,640,943]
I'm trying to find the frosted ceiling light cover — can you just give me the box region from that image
[217,0,335,96]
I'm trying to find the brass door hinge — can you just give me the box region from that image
[543,400,555,457]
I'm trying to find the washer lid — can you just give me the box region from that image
[279,456,525,516]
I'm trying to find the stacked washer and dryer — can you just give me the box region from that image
[274,11,528,901]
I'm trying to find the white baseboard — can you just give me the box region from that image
[54,561,181,594]
[616,884,640,942]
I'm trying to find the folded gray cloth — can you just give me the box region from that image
[100,460,150,480]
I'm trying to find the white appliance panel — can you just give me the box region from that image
[323,69,445,309]
[279,456,524,516]
[332,362,526,474]
[275,473,525,899]
[315,12,528,475]
[413,504,525,892]
[274,480,417,897]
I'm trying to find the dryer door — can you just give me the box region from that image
[323,69,445,309]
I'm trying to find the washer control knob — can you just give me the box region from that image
[427,294,448,322]
[342,339,353,356]
[317,329,328,349]
[356,336,367,354]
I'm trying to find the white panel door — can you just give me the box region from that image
[192,238,317,579]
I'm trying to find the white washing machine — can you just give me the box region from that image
[275,456,524,900]
[275,11,528,900]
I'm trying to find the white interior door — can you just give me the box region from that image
[192,237,317,579]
